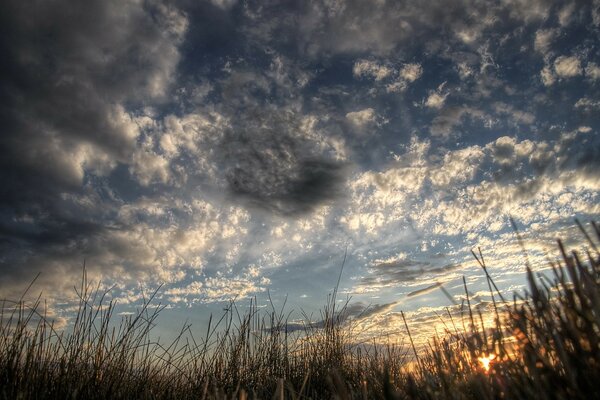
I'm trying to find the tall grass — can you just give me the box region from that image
[1,222,599,399]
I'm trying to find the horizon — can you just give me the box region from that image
[1,0,599,346]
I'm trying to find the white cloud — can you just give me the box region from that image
[130,148,171,186]
[585,62,600,80]
[164,267,270,304]
[540,65,556,86]
[486,135,533,164]
[399,63,423,82]
[341,129,600,246]
[493,102,535,125]
[352,59,393,81]
[539,55,585,85]
[575,97,600,111]
[504,0,551,21]
[352,60,422,93]
[287,0,554,57]
[161,112,226,159]
[429,106,485,137]
[424,82,448,109]
[130,110,231,187]
[456,62,475,80]
[425,93,448,109]
[477,43,498,73]
[346,108,381,128]
[429,146,485,188]
[1,191,257,305]
[534,28,557,56]
[385,81,408,93]
[341,137,429,234]
[554,55,582,78]
[558,2,576,26]
[386,63,423,92]
[210,0,237,9]
[456,28,479,44]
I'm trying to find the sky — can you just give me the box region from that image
[1,0,599,344]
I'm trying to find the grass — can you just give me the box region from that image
[1,221,600,399]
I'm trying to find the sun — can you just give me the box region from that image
[478,354,496,372]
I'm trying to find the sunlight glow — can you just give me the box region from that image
[478,354,496,372]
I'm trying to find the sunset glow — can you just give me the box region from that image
[478,354,496,373]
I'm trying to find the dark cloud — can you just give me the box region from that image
[406,282,443,298]
[227,157,346,216]
[361,259,460,288]
[0,0,184,200]
[0,0,186,295]
[342,301,398,320]
[273,301,397,333]
[219,107,347,216]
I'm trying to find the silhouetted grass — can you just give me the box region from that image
[1,222,599,399]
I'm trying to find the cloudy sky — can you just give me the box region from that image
[1,0,599,343]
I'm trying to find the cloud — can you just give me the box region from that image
[130,143,171,186]
[399,63,423,82]
[429,106,486,136]
[343,301,399,321]
[281,301,399,333]
[0,0,187,186]
[209,0,237,10]
[1,0,599,336]
[585,63,600,80]
[554,55,582,78]
[594,0,600,26]
[540,65,556,86]
[424,82,449,109]
[429,145,485,188]
[0,188,259,302]
[345,108,388,129]
[164,267,270,304]
[426,93,448,109]
[284,0,555,57]
[541,54,586,86]
[534,28,558,56]
[353,60,393,81]
[492,102,535,125]
[219,107,347,216]
[0,0,189,298]
[386,63,423,92]
[341,128,600,247]
[503,0,552,21]
[227,157,346,216]
[455,62,475,80]
[358,256,460,292]
[352,60,422,93]
[295,1,417,55]
[557,2,576,26]
[575,97,600,111]
[346,108,375,126]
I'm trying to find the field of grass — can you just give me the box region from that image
[1,222,600,399]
